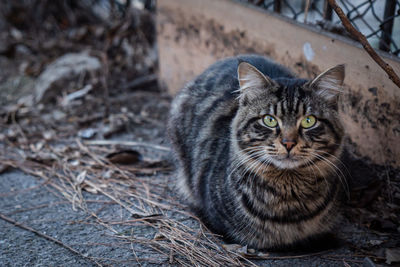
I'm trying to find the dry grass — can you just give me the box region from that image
[0,135,255,266]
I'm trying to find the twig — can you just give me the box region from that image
[245,249,333,260]
[321,256,364,263]
[6,201,70,215]
[0,213,103,267]
[6,200,115,216]
[0,178,50,197]
[303,0,311,23]
[122,74,158,90]
[130,228,143,267]
[327,0,400,89]
[254,0,264,6]
[83,179,150,218]
[84,140,171,152]
[100,52,110,116]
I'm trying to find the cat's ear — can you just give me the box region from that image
[237,62,276,99]
[309,64,345,102]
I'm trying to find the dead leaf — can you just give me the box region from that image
[153,232,166,240]
[237,245,248,254]
[0,164,10,174]
[61,84,92,106]
[142,160,171,169]
[247,248,256,254]
[75,170,87,185]
[350,179,383,208]
[51,110,66,121]
[42,131,54,140]
[34,52,101,103]
[82,184,98,194]
[222,244,248,256]
[222,244,243,252]
[27,152,57,166]
[131,213,162,219]
[370,218,398,232]
[106,150,142,165]
[102,170,114,179]
[256,251,270,258]
[368,240,384,246]
[78,128,96,139]
[116,163,173,174]
[29,141,44,152]
[363,257,376,267]
[386,248,400,264]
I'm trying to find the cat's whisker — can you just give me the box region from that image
[229,153,252,179]
[239,151,268,178]
[311,152,347,186]
[314,149,351,178]
[301,155,330,189]
[308,151,349,198]
[298,149,349,195]
[298,156,315,181]
[259,157,273,176]
[251,155,270,180]
[231,147,265,168]
[229,148,267,180]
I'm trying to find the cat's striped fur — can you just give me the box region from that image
[168,55,345,249]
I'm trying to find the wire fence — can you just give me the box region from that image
[242,0,400,57]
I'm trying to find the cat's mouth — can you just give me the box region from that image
[271,154,304,169]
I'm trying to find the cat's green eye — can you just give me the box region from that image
[262,115,278,128]
[301,115,317,129]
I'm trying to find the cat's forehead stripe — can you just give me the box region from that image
[299,102,306,115]
[277,102,282,116]
[293,95,300,114]
[306,105,312,114]
[269,105,274,114]
[282,99,288,115]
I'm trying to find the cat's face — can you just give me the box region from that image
[233,62,344,170]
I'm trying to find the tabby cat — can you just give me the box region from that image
[168,55,345,250]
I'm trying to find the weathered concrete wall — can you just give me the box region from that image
[157,0,400,167]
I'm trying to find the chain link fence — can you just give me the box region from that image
[242,0,400,57]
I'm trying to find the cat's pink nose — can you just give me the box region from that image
[281,139,297,152]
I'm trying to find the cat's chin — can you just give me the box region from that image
[270,157,304,169]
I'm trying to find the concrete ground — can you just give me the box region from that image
[0,168,386,267]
